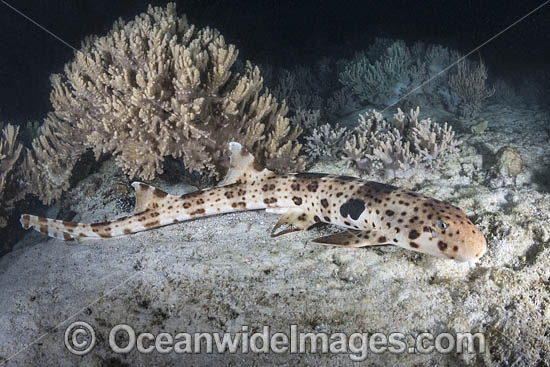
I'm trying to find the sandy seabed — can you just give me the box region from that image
[1,103,550,366]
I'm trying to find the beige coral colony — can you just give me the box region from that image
[1,3,305,224]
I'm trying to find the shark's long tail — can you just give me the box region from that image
[20,212,129,241]
[20,142,275,241]
[20,182,203,241]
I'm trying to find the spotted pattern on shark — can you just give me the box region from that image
[20,142,487,262]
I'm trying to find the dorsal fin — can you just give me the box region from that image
[220,142,274,185]
[131,182,169,214]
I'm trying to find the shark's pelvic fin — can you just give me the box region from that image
[271,208,319,237]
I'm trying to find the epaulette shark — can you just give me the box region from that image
[20,142,487,262]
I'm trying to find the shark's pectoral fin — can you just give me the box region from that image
[312,230,381,248]
[271,208,320,237]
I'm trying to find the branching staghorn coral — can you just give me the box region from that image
[448,57,495,118]
[337,39,487,113]
[271,68,324,113]
[32,2,303,205]
[303,123,349,160]
[326,88,359,117]
[289,108,323,131]
[289,108,350,160]
[342,107,460,180]
[0,123,26,227]
[338,41,411,105]
[24,113,84,204]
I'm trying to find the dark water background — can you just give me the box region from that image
[0,0,549,123]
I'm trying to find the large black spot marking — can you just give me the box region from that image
[262,184,275,192]
[339,199,366,220]
[408,229,420,240]
[307,181,319,192]
[264,197,277,204]
[292,196,303,205]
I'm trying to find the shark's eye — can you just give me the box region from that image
[436,220,449,230]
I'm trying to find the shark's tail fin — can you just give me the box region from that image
[20,214,93,241]
[20,184,175,241]
[20,143,271,241]
[220,142,274,185]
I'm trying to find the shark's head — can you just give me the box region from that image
[346,181,487,262]
[407,197,487,262]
